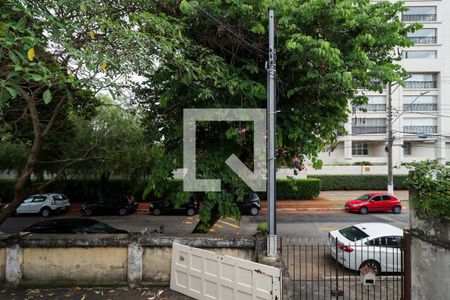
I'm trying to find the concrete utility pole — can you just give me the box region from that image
[266,6,277,257]
[387,83,394,195]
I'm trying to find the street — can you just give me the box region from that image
[0,210,409,242]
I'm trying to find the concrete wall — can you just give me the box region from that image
[410,208,450,300]
[0,234,258,287]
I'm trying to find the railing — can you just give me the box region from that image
[281,235,411,300]
[403,104,437,112]
[402,14,436,22]
[409,36,436,44]
[404,81,437,89]
[354,104,387,112]
[352,126,387,134]
[403,126,437,134]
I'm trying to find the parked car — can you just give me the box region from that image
[344,193,402,214]
[16,193,70,217]
[23,218,127,234]
[237,192,261,216]
[150,196,200,216]
[149,192,261,216]
[81,194,138,216]
[329,223,403,275]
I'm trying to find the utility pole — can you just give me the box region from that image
[387,83,394,195]
[266,5,277,257]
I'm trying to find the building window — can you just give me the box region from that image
[352,143,368,156]
[403,95,437,111]
[402,6,436,22]
[355,95,386,112]
[403,118,437,134]
[405,73,438,89]
[352,118,387,134]
[405,50,437,59]
[407,28,437,44]
[403,142,412,156]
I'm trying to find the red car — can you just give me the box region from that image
[344,193,402,214]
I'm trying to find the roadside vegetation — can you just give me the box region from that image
[0,0,419,229]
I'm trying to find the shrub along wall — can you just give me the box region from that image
[309,175,408,191]
[0,178,321,202]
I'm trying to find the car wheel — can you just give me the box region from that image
[153,208,161,216]
[40,207,51,218]
[392,205,402,214]
[82,208,92,216]
[360,259,381,275]
[250,207,259,216]
[187,208,195,216]
[359,206,368,215]
[118,208,128,216]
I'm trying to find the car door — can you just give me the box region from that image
[17,197,34,213]
[381,195,393,211]
[28,196,47,213]
[369,195,383,211]
[383,236,402,272]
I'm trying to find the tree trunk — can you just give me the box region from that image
[0,135,42,225]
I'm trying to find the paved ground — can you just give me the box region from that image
[0,286,193,300]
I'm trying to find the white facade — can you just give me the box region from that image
[320,0,450,166]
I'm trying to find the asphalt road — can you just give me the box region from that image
[0,210,409,242]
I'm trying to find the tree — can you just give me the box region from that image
[133,0,419,230]
[0,0,153,224]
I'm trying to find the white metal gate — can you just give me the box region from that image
[170,242,282,300]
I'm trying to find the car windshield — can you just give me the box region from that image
[339,226,369,242]
[357,194,371,201]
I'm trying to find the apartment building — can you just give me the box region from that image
[319,0,450,166]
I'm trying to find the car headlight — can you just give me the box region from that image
[351,204,359,207]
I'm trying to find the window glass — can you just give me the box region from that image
[372,196,382,201]
[403,95,437,104]
[404,6,436,16]
[339,226,369,242]
[407,28,436,38]
[405,51,437,59]
[33,196,46,202]
[352,142,369,156]
[382,195,391,200]
[357,194,371,201]
[403,142,412,156]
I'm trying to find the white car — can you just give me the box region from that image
[328,223,403,275]
[16,194,70,217]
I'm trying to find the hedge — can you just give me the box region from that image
[257,178,320,200]
[308,175,409,191]
[0,178,321,202]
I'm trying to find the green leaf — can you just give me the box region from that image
[0,89,10,106]
[5,87,17,98]
[43,89,52,104]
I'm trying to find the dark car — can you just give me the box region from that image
[150,192,260,216]
[22,218,128,234]
[150,196,200,216]
[81,194,138,216]
[237,192,261,216]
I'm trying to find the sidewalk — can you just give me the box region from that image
[260,190,409,212]
[68,190,409,214]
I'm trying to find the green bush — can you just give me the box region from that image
[309,175,408,190]
[257,178,320,200]
[353,161,372,166]
[0,179,148,202]
[257,222,268,235]
[0,177,321,202]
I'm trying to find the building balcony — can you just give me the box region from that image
[403,104,437,112]
[402,15,436,22]
[352,126,387,135]
[403,126,438,134]
[404,81,437,89]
